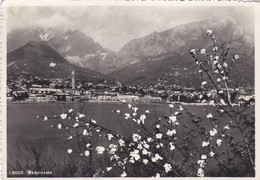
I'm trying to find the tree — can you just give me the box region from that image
[40,29,254,177]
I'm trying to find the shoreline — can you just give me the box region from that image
[6,101,241,106]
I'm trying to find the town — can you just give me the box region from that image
[7,71,255,105]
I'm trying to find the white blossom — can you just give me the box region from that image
[152,154,163,162]
[132,134,141,142]
[86,143,91,148]
[68,109,73,113]
[83,129,88,136]
[118,139,125,146]
[164,163,172,173]
[207,113,213,119]
[209,100,215,106]
[137,143,143,150]
[142,159,149,164]
[219,90,224,94]
[143,143,150,149]
[67,149,72,154]
[206,29,213,35]
[142,149,149,155]
[224,125,230,130]
[202,141,210,147]
[234,55,239,60]
[200,49,206,55]
[169,115,177,123]
[67,136,73,140]
[57,124,62,129]
[60,113,67,119]
[140,114,146,124]
[73,123,79,128]
[210,128,218,136]
[106,167,112,172]
[130,149,140,161]
[213,47,218,51]
[91,119,97,124]
[84,150,90,156]
[116,110,120,114]
[156,143,164,149]
[79,114,85,118]
[124,113,130,119]
[213,60,218,65]
[201,154,207,160]
[210,151,215,157]
[220,99,226,105]
[109,147,117,155]
[197,159,205,168]
[166,129,177,136]
[223,62,228,68]
[156,133,163,139]
[219,109,224,114]
[107,134,113,140]
[43,116,48,121]
[128,104,132,109]
[169,104,174,108]
[197,168,205,177]
[156,124,160,129]
[147,137,153,142]
[179,106,184,111]
[145,110,150,113]
[190,49,196,54]
[222,76,228,80]
[201,81,207,86]
[129,158,135,164]
[216,139,222,146]
[169,142,175,150]
[121,171,127,177]
[217,78,221,82]
[132,112,137,116]
[155,173,160,177]
[133,107,138,112]
[215,57,220,63]
[96,146,105,154]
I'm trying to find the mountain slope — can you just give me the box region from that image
[7,28,118,74]
[111,16,254,87]
[7,41,114,83]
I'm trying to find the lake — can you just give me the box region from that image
[7,102,251,177]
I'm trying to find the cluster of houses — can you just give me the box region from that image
[6,74,255,105]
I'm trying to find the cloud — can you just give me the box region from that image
[7,6,254,51]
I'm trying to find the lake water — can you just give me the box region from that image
[7,102,244,176]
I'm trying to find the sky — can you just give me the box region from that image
[7,6,254,51]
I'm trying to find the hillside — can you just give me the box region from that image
[111,16,254,88]
[7,41,114,83]
[7,28,118,74]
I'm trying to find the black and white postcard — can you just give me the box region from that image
[1,1,259,179]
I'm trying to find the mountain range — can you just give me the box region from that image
[7,28,118,74]
[111,16,254,87]
[7,16,254,88]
